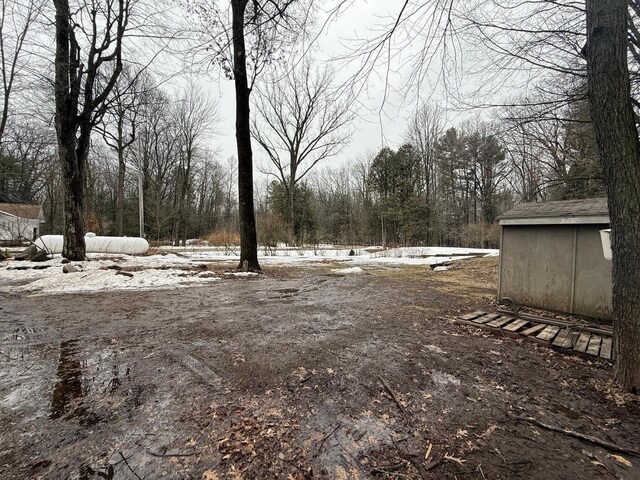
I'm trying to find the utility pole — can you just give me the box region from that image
[137,166,144,238]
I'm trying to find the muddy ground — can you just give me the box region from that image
[1,257,640,479]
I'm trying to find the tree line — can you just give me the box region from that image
[1,83,603,250]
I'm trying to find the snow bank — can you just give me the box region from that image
[0,244,498,295]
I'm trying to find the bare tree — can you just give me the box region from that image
[586,0,640,393]
[187,0,311,269]
[252,62,354,243]
[406,103,445,244]
[0,120,56,203]
[131,87,179,240]
[99,64,148,236]
[53,0,132,259]
[173,83,219,245]
[0,0,43,148]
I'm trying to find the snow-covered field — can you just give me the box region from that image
[0,245,498,295]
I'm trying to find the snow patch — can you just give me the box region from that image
[431,371,461,387]
[224,272,259,277]
[0,244,498,294]
[331,266,363,274]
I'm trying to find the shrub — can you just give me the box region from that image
[257,212,291,248]
[459,222,500,249]
[206,228,240,247]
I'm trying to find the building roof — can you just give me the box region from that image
[498,198,609,225]
[0,203,44,221]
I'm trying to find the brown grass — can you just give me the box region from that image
[206,228,240,247]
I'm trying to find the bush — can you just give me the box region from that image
[459,222,500,249]
[148,240,173,247]
[206,228,240,247]
[257,212,291,248]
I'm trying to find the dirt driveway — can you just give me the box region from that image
[1,258,639,479]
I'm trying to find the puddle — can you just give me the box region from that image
[50,340,85,420]
[50,340,131,424]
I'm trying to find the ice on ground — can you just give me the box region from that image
[0,244,498,295]
[431,370,462,387]
[370,246,498,258]
[331,266,364,274]
[224,272,259,277]
[433,266,450,271]
[5,261,220,295]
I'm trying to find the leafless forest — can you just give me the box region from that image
[0,0,609,250]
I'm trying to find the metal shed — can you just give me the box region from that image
[497,198,612,320]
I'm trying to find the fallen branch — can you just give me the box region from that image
[312,423,342,458]
[424,460,441,471]
[378,375,410,421]
[18,363,35,376]
[300,374,314,384]
[146,450,201,458]
[373,462,406,473]
[515,416,640,457]
[119,452,142,480]
[443,453,466,465]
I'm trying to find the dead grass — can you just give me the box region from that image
[206,229,240,247]
[432,256,498,290]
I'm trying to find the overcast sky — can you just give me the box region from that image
[195,1,453,171]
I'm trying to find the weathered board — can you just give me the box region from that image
[574,332,591,353]
[521,324,546,336]
[536,325,560,342]
[552,329,570,347]
[457,311,613,361]
[586,336,602,357]
[503,319,528,332]
[600,337,613,360]
[561,331,580,349]
[473,314,499,324]
[487,316,514,328]
[474,313,500,324]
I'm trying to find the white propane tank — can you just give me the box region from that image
[34,233,149,255]
[600,229,612,260]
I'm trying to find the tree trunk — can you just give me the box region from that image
[116,143,125,236]
[585,0,640,393]
[54,0,86,261]
[231,0,260,270]
[59,133,86,260]
[289,183,296,245]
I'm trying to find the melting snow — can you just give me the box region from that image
[0,245,498,295]
[331,266,364,274]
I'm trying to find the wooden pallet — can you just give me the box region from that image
[455,311,614,360]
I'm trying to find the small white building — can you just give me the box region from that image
[0,203,45,242]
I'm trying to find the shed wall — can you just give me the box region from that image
[573,225,613,318]
[499,224,612,320]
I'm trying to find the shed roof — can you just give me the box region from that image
[0,203,43,221]
[498,198,609,225]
